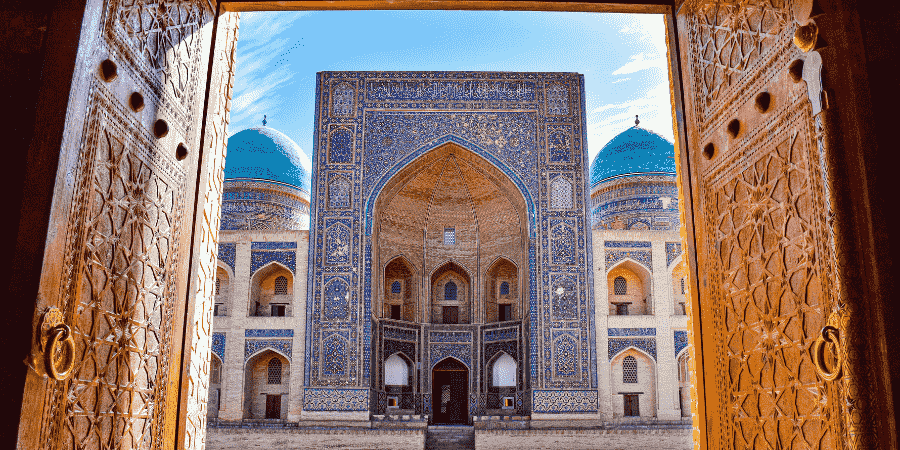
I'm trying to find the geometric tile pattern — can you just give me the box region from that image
[605,250,652,270]
[430,343,471,369]
[245,339,292,361]
[608,338,657,361]
[250,250,296,274]
[218,243,236,271]
[665,241,682,266]
[532,390,598,413]
[303,388,369,412]
[245,329,293,337]
[212,332,226,361]
[608,328,656,337]
[251,241,297,250]
[674,330,688,357]
[605,241,652,248]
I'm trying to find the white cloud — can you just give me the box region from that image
[611,52,667,75]
[612,78,630,84]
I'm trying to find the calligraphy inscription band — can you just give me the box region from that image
[812,325,842,382]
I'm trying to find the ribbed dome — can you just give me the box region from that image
[590,125,675,187]
[225,127,311,193]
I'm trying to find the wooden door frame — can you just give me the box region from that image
[3,0,897,449]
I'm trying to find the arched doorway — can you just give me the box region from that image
[431,358,469,425]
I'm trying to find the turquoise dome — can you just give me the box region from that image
[590,125,675,187]
[225,127,311,193]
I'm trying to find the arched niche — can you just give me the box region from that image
[671,259,687,316]
[484,258,519,323]
[490,352,517,388]
[249,262,293,317]
[384,352,414,391]
[607,259,653,315]
[382,256,417,322]
[677,349,692,417]
[430,261,471,324]
[610,348,656,419]
[214,264,232,317]
[207,353,223,419]
[369,141,529,326]
[243,349,290,420]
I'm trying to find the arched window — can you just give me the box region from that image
[492,353,517,387]
[215,277,221,295]
[384,354,409,386]
[681,278,685,295]
[499,281,510,296]
[267,358,282,385]
[391,280,401,294]
[274,276,288,295]
[445,281,457,301]
[614,276,627,295]
[623,355,638,383]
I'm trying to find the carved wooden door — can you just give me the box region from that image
[16,1,239,450]
[675,1,853,449]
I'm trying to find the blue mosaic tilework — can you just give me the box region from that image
[303,388,369,412]
[608,338,657,361]
[212,332,225,361]
[245,329,293,337]
[250,250,296,274]
[429,331,472,343]
[322,332,348,376]
[547,126,572,163]
[217,243,236,271]
[605,241,652,248]
[608,328,656,337]
[605,250,652,270]
[305,72,596,395]
[366,79,537,102]
[323,276,350,320]
[484,328,518,342]
[245,339,292,361]
[325,222,351,265]
[221,182,310,231]
[553,335,578,378]
[550,220,577,265]
[384,327,417,341]
[251,241,297,250]
[430,343,471,369]
[666,241,683,266]
[550,274,578,321]
[329,127,354,163]
[675,330,689,357]
[532,390,598,413]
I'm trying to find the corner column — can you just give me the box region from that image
[651,238,679,420]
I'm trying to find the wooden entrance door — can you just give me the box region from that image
[13,1,238,449]
[266,395,282,419]
[623,394,639,417]
[432,358,469,424]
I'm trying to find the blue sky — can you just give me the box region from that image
[229,10,674,172]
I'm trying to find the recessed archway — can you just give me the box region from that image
[431,357,469,425]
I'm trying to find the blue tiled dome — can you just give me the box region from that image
[226,127,311,193]
[590,124,675,187]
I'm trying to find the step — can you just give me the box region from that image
[425,425,475,450]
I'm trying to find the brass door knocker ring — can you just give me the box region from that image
[811,325,842,381]
[45,323,75,380]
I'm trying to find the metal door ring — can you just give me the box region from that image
[812,325,842,381]
[45,324,75,381]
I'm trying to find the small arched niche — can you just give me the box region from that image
[214,266,230,317]
[607,260,652,315]
[431,261,471,324]
[383,256,416,321]
[243,350,290,419]
[671,259,687,315]
[207,354,223,418]
[484,258,519,323]
[491,353,517,389]
[249,262,293,317]
[677,350,692,417]
[611,348,656,419]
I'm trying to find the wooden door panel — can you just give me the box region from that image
[676,1,843,449]
[18,1,221,449]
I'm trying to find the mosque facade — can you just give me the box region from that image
[206,71,691,426]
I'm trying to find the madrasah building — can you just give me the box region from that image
[205,71,691,427]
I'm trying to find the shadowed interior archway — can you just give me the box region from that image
[370,142,530,325]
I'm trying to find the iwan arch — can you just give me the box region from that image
[5,1,897,450]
